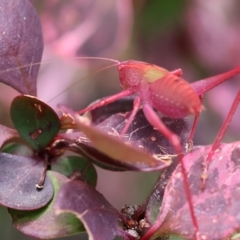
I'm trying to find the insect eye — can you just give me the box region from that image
[118,64,124,70]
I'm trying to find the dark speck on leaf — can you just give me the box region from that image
[231,147,240,167]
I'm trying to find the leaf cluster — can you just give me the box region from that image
[1,1,240,240]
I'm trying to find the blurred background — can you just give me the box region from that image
[1,0,240,239]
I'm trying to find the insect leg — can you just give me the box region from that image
[201,89,240,188]
[191,66,240,95]
[188,94,204,151]
[77,89,134,115]
[142,103,199,238]
[120,96,141,136]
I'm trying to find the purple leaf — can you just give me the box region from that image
[55,180,119,240]
[58,97,188,171]
[144,142,240,240]
[9,171,85,239]
[91,111,189,156]
[89,96,134,124]
[0,153,53,210]
[61,114,171,172]
[88,97,189,157]
[0,0,43,95]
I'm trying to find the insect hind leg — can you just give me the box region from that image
[201,89,240,188]
[142,103,199,238]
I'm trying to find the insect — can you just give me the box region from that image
[2,57,240,239]
[65,58,240,238]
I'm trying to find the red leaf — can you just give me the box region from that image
[145,142,240,240]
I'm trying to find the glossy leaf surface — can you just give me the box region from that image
[10,95,61,151]
[59,98,189,171]
[63,113,171,172]
[0,153,53,210]
[91,110,189,156]
[9,171,85,239]
[65,115,187,171]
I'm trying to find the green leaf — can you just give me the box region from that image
[9,171,85,239]
[52,156,97,187]
[10,95,61,151]
[0,124,19,149]
[1,142,32,156]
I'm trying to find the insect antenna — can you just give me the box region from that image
[47,62,119,103]
[69,56,120,64]
[0,56,121,75]
[0,56,121,103]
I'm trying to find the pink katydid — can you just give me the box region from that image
[71,57,240,238]
[2,57,240,238]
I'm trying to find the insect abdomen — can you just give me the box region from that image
[148,73,202,118]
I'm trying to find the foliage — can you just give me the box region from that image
[1,1,240,240]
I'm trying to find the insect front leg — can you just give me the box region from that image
[77,89,134,115]
[141,103,199,238]
[120,96,141,136]
[188,66,240,189]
